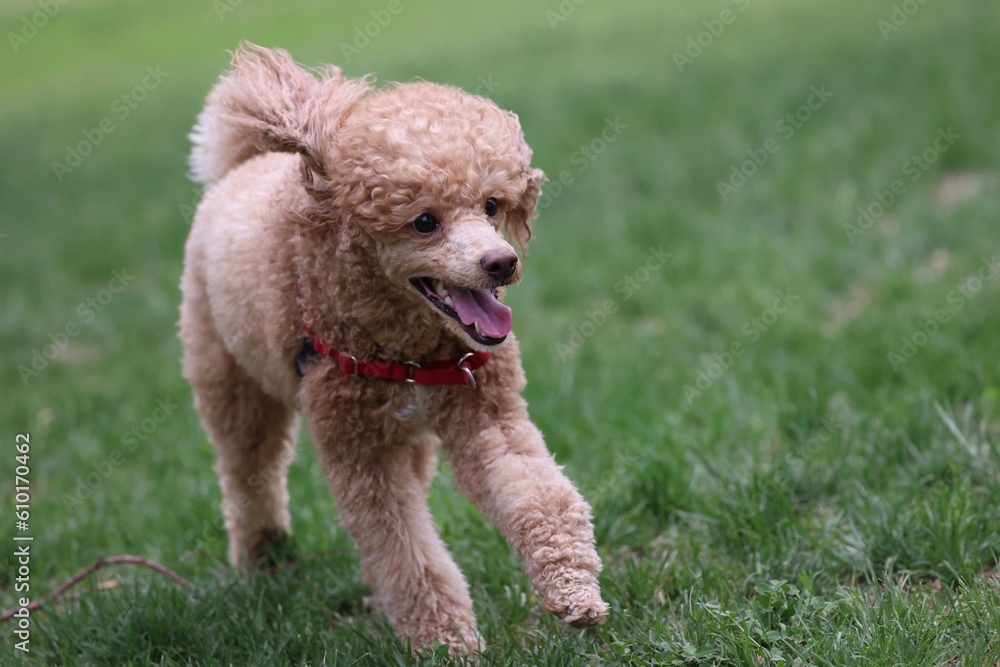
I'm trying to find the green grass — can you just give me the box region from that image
[2,0,1000,664]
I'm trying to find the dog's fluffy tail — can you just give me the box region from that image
[188,43,367,185]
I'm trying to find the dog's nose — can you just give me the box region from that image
[481,249,519,283]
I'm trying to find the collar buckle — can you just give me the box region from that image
[456,352,477,389]
[402,361,421,383]
[341,353,359,376]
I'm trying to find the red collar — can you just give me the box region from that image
[301,320,490,389]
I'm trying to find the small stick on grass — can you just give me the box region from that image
[180,549,229,567]
[0,555,192,623]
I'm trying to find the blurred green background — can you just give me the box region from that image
[2,0,1000,664]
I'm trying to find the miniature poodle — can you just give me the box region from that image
[179,43,608,653]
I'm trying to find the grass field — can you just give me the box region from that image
[2,0,1000,664]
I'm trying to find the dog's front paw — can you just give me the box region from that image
[543,584,610,628]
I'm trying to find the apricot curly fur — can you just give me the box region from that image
[179,43,607,654]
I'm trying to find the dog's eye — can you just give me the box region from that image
[412,212,440,234]
[484,197,499,217]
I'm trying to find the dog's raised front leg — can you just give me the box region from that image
[436,384,609,628]
[301,369,482,654]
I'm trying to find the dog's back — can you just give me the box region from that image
[181,46,372,406]
[181,150,306,407]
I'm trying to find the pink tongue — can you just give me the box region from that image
[448,287,513,339]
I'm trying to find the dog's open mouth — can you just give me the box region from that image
[410,278,512,346]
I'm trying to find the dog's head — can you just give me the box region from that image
[332,82,544,348]
[206,44,544,351]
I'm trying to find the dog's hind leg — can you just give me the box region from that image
[181,279,297,568]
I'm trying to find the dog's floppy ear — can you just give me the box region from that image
[189,43,367,187]
[505,168,546,250]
